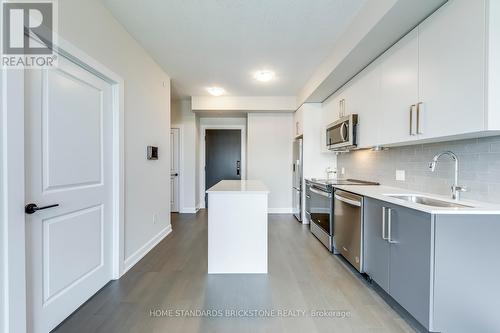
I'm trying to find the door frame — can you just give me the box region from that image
[170,126,182,213]
[199,125,246,209]
[1,35,125,333]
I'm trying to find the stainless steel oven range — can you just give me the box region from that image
[305,180,334,251]
[305,178,379,256]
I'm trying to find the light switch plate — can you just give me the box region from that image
[341,167,345,175]
[396,170,405,181]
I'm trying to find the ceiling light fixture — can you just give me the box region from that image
[254,70,275,82]
[206,86,226,96]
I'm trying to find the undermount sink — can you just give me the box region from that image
[385,194,474,208]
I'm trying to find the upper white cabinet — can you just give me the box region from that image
[344,61,381,148]
[418,0,486,139]
[322,88,346,125]
[379,28,419,146]
[293,105,303,137]
[321,0,500,148]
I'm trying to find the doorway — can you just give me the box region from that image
[204,129,242,206]
[170,128,180,212]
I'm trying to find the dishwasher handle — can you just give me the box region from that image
[334,193,361,207]
[309,187,331,198]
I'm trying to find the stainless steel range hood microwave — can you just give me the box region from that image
[326,114,358,151]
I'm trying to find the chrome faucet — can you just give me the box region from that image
[429,151,467,201]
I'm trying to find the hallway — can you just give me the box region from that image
[53,212,417,333]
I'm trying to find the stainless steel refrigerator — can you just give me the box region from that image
[292,138,303,222]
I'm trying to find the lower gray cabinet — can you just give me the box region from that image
[364,198,500,332]
[363,198,390,292]
[364,198,432,330]
[388,203,432,329]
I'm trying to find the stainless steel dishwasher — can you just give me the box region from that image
[333,189,364,272]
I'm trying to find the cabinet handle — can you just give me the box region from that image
[382,207,388,240]
[409,104,416,135]
[387,208,398,244]
[416,102,424,134]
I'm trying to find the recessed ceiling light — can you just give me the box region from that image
[206,87,225,96]
[254,70,275,82]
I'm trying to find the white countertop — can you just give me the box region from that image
[206,180,270,194]
[333,184,500,215]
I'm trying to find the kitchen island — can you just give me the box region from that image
[206,180,269,274]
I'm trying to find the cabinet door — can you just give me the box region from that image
[293,105,304,137]
[322,87,346,126]
[363,198,390,293]
[388,206,432,329]
[321,90,345,152]
[344,61,381,148]
[418,0,486,139]
[379,28,419,145]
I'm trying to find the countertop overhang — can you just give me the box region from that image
[332,184,500,215]
[206,180,270,194]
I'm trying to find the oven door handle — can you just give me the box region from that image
[334,194,361,207]
[309,187,331,198]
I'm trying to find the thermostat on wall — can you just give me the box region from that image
[147,146,158,160]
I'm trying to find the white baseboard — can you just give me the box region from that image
[268,208,294,214]
[182,206,291,214]
[180,207,199,214]
[123,224,172,274]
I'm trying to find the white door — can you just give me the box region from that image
[170,128,180,212]
[25,56,113,333]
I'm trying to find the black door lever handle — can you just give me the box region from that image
[25,203,59,214]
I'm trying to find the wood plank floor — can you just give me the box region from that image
[53,211,420,333]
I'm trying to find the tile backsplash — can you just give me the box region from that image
[337,136,500,204]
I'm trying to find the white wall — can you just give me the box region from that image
[175,111,296,213]
[171,99,198,213]
[299,103,337,222]
[172,109,249,212]
[247,113,294,213]
[302,103,337,180]
[1,68,27,333]
[199,117,247,127]
[195,115,201,208]
[59,0,171,266]
[0,68,5,333]
[192,95,297,111]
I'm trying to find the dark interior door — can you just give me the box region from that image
[205,129,241,206]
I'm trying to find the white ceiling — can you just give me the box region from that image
[101,0,367,98]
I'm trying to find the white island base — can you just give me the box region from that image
[206,180,269,274]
